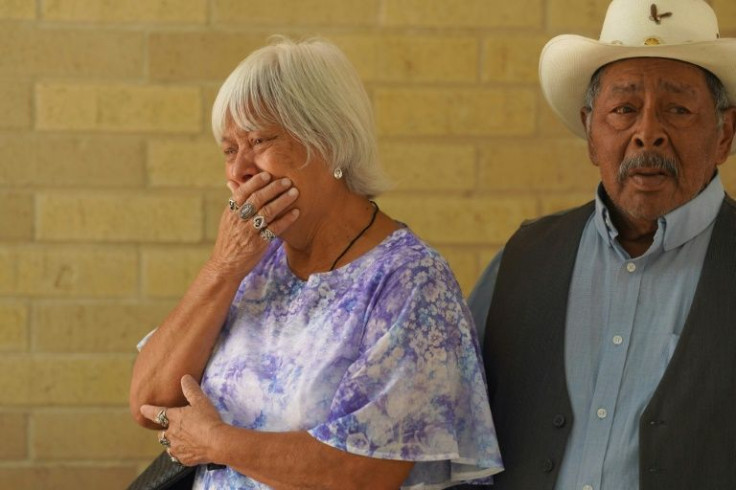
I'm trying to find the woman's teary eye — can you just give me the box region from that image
[250,135,277,147]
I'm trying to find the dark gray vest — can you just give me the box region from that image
[481,197,736,490]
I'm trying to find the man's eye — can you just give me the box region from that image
[670,106,691,114]
[223,148,236,156]
[613,106,634,114]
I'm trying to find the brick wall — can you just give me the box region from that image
[2,0,735,488]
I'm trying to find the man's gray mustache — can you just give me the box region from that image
[617,153,680,184]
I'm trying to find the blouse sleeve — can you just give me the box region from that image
[308,252,503,488]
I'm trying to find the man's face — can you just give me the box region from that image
[584,58,735,223]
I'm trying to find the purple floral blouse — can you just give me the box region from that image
[190,227,502,489]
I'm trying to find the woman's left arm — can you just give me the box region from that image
[141,375,414,490]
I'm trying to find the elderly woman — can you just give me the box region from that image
[129,37,502,489]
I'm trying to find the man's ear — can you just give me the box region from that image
[581,108,598,167]
[716,107,736,166]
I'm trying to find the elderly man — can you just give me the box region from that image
[462,0,736,489]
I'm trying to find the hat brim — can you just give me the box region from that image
[539,34,736,153]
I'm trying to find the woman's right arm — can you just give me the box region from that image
[129,172,300,428]
[129,259,245,428]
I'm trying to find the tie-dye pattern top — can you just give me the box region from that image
[193,227,503,489]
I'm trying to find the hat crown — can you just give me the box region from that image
[599,0,719,46]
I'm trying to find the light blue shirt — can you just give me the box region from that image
[468,175,725,490]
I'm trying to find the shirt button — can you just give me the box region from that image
[583,485,594,490]
[626,262,636,272]
[612,335,623,345]
[597,408,608,419]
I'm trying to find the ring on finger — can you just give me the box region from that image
[228,198,239,211]
[260,228,276,242]
[159,432,171,448]
[155,409,169,429]
[239,202,256,221]
[252,215,267,230]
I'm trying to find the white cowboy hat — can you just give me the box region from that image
[539,0,736,152]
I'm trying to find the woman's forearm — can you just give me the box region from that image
[129,260,243,427]
[210,427,413,490]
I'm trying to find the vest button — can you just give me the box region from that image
[552,414,566,427]
[542,458,555,473]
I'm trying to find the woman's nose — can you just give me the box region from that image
[228,150,256,183]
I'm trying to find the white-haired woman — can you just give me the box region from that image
[129,37,502,489]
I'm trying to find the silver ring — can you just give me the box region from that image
[159,433,171,448]
[260,228,276,242]
[155,409,169,428]
[252,215,267,230]
[228,198,239,211]
[239,202,256,221]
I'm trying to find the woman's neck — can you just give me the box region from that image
[283,195,395,279]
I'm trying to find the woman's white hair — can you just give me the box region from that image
[211,36,391,198]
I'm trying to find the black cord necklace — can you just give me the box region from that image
[329,201,379,271]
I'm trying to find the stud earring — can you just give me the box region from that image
[333,168,343,179]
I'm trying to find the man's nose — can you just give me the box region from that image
[633,107,668,149]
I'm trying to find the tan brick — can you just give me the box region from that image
[143,246,211,297]
[0,248,18,293]
[0,192,33,239]
[479,138,598,191]
[37,193,203,242]
[539,90,582,137]
[0,302,28,352]
[333,35,478,83]
[16,246,138,297]
[0,135,145,187]
[0,0,35,19]
[0,412,27,459]
[36,83,201,133]
[375,88,536,136]
[0,466,139,490]
[434,246,479,297]
[714,0,736,34]
[205,190,230,241]
[482,36,548,84]
[539,192,595,215]
[203,83,221,116]
[0,25,143,78]
[0,355,133,405]
[148,139,224,187]
[149,32,265,81]
[35,410,160,459]
[377,196,537,245]
[214,0,379,25]
[546,0,609,34]
[43,0,207,23]
[379,142,476,191]
[35,302,175,353]
[0,82,31,129]
[384,0,543,27]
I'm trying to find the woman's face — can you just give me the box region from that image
[220,119,338,231]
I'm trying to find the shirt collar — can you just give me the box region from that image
[593,173,724,252]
